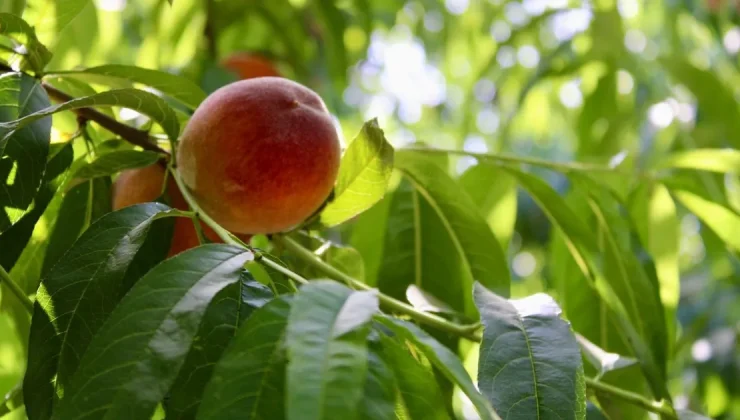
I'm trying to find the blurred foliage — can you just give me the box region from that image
[1,0,739,419]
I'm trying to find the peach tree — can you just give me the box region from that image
[0,3,737,420]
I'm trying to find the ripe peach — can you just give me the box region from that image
[111,163,248,256]
[220,53,281,80]
[176,77,341,234]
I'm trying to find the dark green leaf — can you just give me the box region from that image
[504,168,667,401]
[23,203,183,420]
[376,179,474,318]
[320,118,394,227]
[655,148,740,174]
[360,337,398,420]
[285,281,379,420]
[0,13,52,72]
[165,274,273,419]
[0,0,25,16]
[0,72,52,233]
[0,88,180,142]
[197,295,293,420]
[579,182,668,384]
[377,333,449,420]
[40,177,111,275]
[51,244,253,419]
[72,150,163,180]
[375,316,500,420]
[394,151,511,309]
[474,283,586,420]
[459,163,518,248]
[575,333,637,378]
[48,65,208,109]
[0,142,72,271]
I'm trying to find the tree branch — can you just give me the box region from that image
[0,264,33,314]
[272,234,483,342]
[586,378,677,419]
[41,82,169,155]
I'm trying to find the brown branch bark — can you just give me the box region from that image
[41,82,169,155]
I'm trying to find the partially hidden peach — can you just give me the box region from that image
[176,77,341,235]
[111,163,250,256]
[220,52,281,80]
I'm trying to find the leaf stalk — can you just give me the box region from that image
[0,264,33,314]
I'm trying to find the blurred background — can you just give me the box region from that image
[1,0,739,418]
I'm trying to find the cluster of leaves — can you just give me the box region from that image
[1,3,739,420]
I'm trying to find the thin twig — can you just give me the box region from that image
[0,265,33,314]
[400,147,632,174]
[41,82,168,155]
[273,234,483,342]
[586,378,677,419]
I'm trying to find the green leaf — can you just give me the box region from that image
[628,182,679,354]
[459,163,518,249]
[0,0,25,16]
[0,88,180,142]
[51,244,253,419]
[474,283,586,420]
[0,13,52,72]
[579,183,668,382]
[285,281,379,420]
[0,142,72,271]
[376,179,475,319]
[376,333,449,420]
[48,65,208,109]
[575,333,637,379]
[503,168,668,401]
[320,118,394,227]
[197,295,292,420]
[360,337,399,420]
[671,189,740,253]
[395,151,510,303]
[0,72,52,233]
[165,274,274,419]
[40,177,111,275]
[23,203,183,420]
[375,316,500,420]
[659,58,740,147]
[71,150,163,181]
[655,148,740,174]
[40,0,93,46]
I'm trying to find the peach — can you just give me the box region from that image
[111,163,248,257]
[221,53,281,80]
[176,77,341,234]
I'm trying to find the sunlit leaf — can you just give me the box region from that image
[0,72,52,233]
[459,163,518,249]
[51,244,253,419]
[0,88,180,142]
[197,295,292,420]
[671,189,740,253]
[0,13,52,72]
[656,148,740,174]
[628,182,679,353]
[320,118,394,228]
[285,281,379,420]
[39,177,112,275]
[48,65,208,109]
[375,316,500,420]
[0,143,71,271]
[474,283,586,420]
